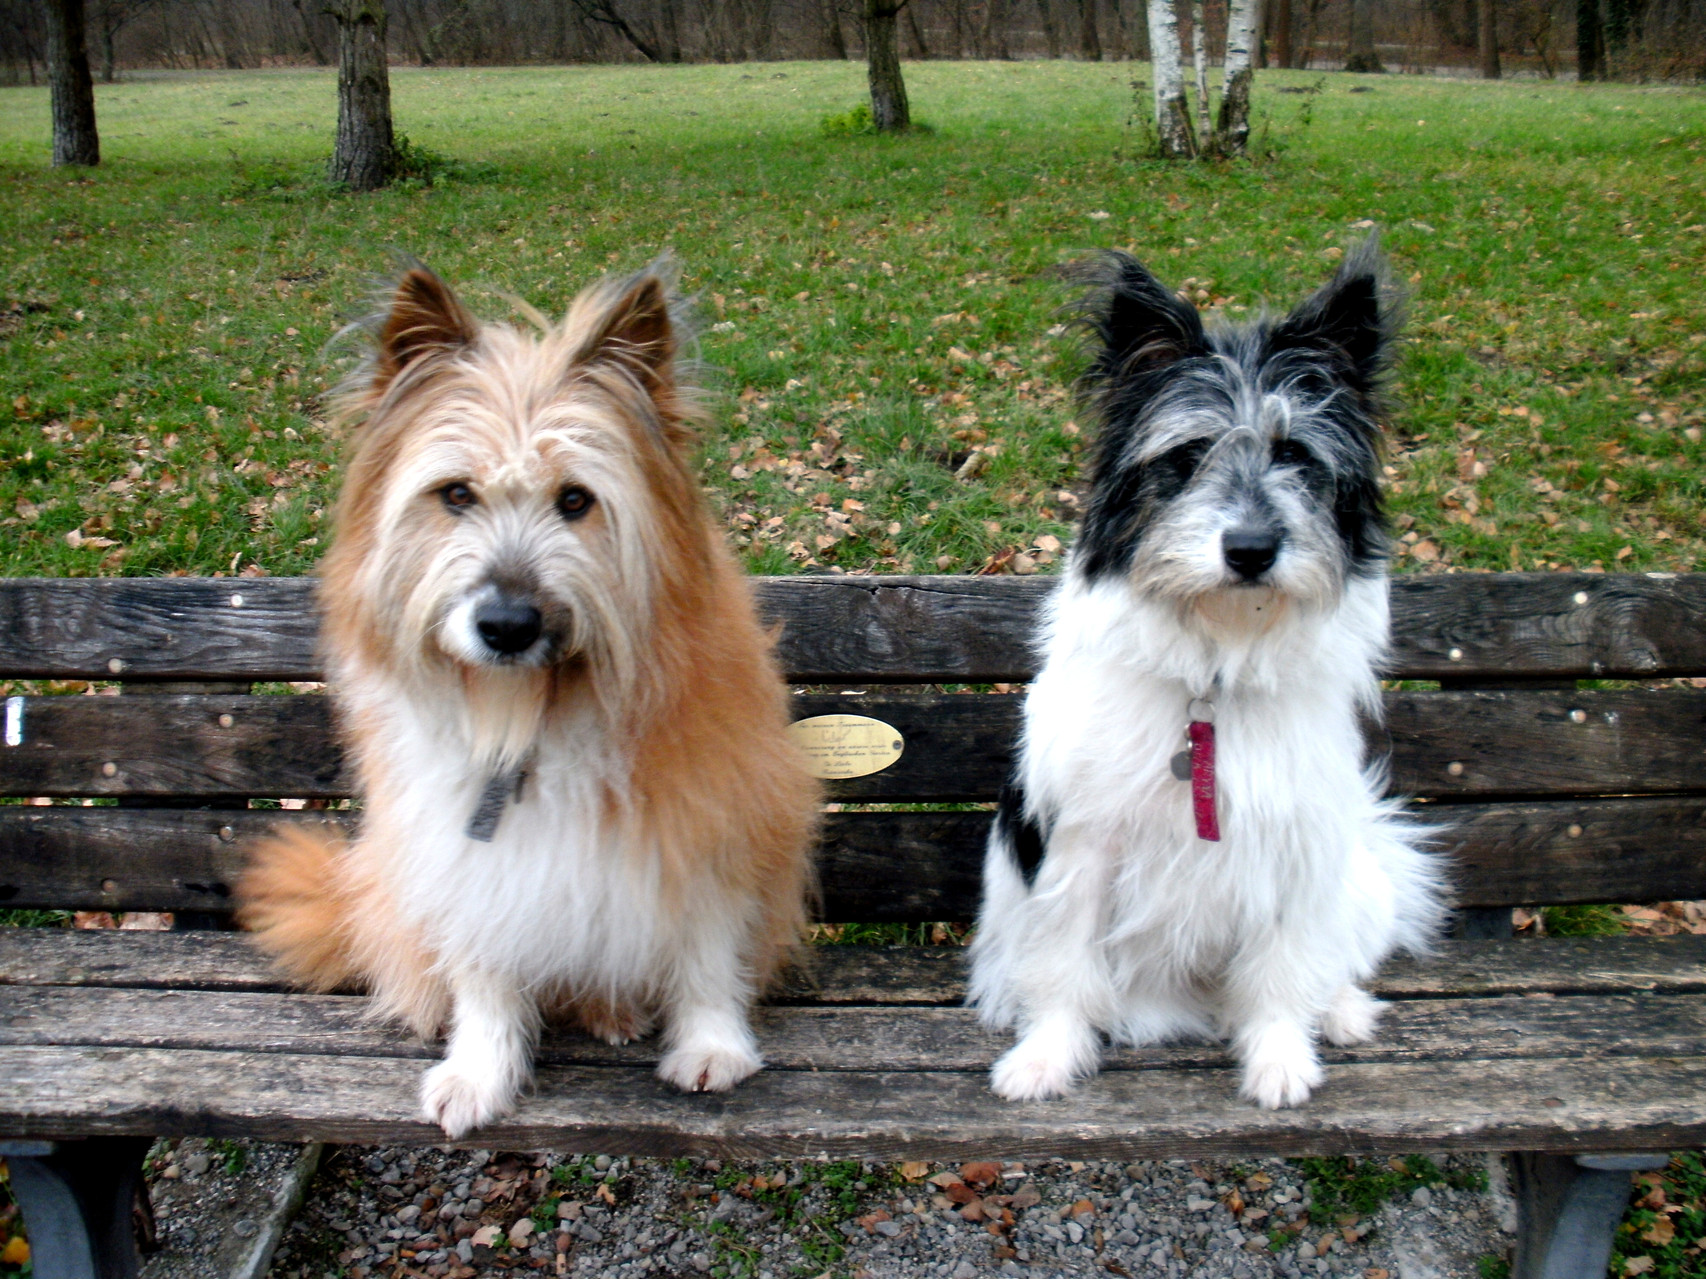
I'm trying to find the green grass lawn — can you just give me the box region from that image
[1,61,1703,582]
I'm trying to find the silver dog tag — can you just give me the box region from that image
[1170,749,1192,781]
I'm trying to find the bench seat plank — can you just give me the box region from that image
[1,1043,1702,1159]
[7,688,1705,803]
[4,985,1706,1074]
[2,931,1703,1001]
[4,574,1704,684]
[4,797,1705,916]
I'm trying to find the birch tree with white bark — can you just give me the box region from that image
[1189,0,1210,149]
[1214,0,1259,155]
[1145,0,1193,158]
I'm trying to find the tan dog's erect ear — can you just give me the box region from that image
[578,273,677,393]
[374,268,478,389]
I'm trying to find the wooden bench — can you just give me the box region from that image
[2,571,1705,1279]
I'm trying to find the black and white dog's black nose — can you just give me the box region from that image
[475,597,543,655]
[1223,530,1280,581]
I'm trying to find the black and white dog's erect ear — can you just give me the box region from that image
[1266,237,1397,394]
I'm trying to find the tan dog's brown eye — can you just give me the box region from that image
[441,482,477,511]
[558,486,595,521]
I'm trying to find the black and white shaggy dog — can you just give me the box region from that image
[968,240,1447,1110]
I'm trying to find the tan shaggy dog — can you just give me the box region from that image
[238,263,819,1139]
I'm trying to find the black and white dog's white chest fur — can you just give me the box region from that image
[968,241,1447,1109]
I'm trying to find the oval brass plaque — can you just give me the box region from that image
[788,714,905,781]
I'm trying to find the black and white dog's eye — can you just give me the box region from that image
[1161,440,1210,482]
[1271,438,1313,469]
[557,486,596,521]
[441,482,477,512]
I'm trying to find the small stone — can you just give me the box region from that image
[1187,1197,1216,1212]
[1115,1229,1140,1245]
[1411,1185,1432,1208]
[456,1239,474,1263]
[953,1262,979,1279]
[558,1200,582,1220]
[366,1154,388,1174]
[398,1205,420,1224]
[182,1153,211,1175]
[593,1155,613,1172]
[233,1218,258,1238]
[1066,1221,1084,1244]
[875,1219,901,1237]
[464,1198,484,1216]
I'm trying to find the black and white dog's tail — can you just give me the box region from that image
[966,780,1048,1030]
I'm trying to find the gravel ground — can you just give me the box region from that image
[139,1137,312,1279]
[208,1144,1515,1279]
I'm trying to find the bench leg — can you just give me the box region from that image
[1511,1151,1670,1279]
[2,1138,152,1279]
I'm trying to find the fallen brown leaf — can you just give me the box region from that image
[1642,1216,1676,1246]
[898,1161,931,1182]
[1007,1184,1042,1210]
[959,1162,1001,1191]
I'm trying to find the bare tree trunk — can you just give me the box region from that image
[1215,0,1258,154]
[865,0,910,130]
[1576,0,1604,77]
[1077,0,1102,56]
[823,0,849,55]
[45,0,99,166]
[1104,0,1128,57]
[1146,0,1193,156]
[982,0,1010,55]
[1189,0,1209,146]
[327,0,394,191]
[658,0,682,60]
[1345,0,1381,68]
[907,0,931,55]
[1037,0,1063,54]
[1272,0,1292,64]
[1478,0,1501,74]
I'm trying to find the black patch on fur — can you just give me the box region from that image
[996,780,1047,888]
[1261,239,1396,575]
[1071,254,1215,582]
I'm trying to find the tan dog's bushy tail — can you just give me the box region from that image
[235,824,359,992]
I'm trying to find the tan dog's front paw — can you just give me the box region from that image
[657,1040,762,1093]
[420,1060,517,1139]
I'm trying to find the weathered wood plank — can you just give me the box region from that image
[2,1043,1703,1158]
[0,578,322,682]
[4,930,1703,1003]
[3,797,1703,915]
[4,985,1704,1075]
[3,574,1704,683]
[1386,571,1706,680]
[0,806,989,920]
[6,688,1704,802]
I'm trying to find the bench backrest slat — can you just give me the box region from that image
[2,800,1702,919]
[4,573,1705,683]
[3,689,1703,804]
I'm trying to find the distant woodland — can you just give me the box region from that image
[2,0,1700,86]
